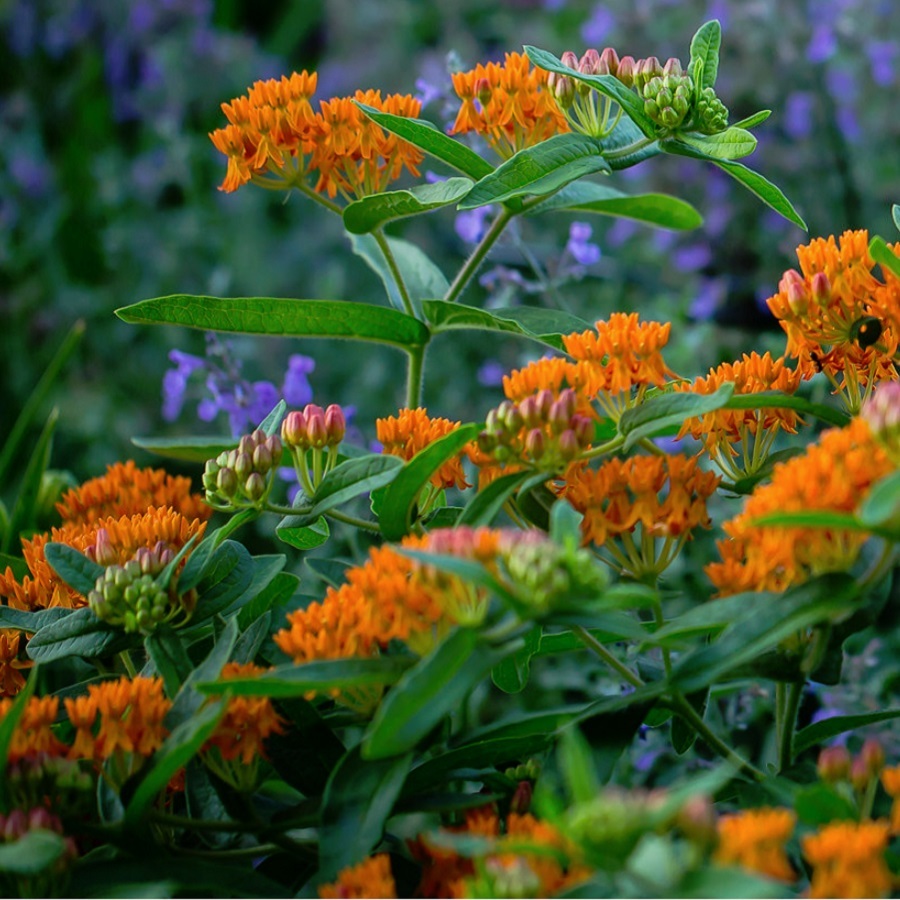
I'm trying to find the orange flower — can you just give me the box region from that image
[0,630,32,697]
[676,352,804,479]
[563,313,674,419]
[706,416,893,596]
[802,820,893,899]
[56,461,211,525]
[450,52,569,158]
[714,807,796,882]
[0,695,66,762]
[203,662,285,766]
[376,408,470,490]
[0,508,207,611]
[319,854,397,899]
[881,766,900,834]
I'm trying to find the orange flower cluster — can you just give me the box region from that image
[676,352,804,479]
[706,416,893,596]
[562,313,674,419]
[450,51,569,158]
[376,407,470,490]
[502,356,595,409]
[802,820,893,899]
[766,230,900,412]
[563,454,719,577]
[210,71,423,198]
[0,630,31,697]
[318,854,397,900]
[713,806,796,882]
[882,766,900,834]
[0,695,66,762]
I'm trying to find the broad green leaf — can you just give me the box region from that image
[688,19,722,91]
[319,745,413,882]
[858,470,900,531]
[618,383,734,450]
[676,867,787,899]
[529,181,703,230]
[343,177,473,234]
[732,110,772,130]
[671,127,756,160]
[794,783,858,826]
[525,45,656,138]
[794,708,900,755]
[459,133,611,210]
[131,435,237,464]
[187,540,255,625]
[349,233,449,314]
[558,724,601,805]
[549,499,583,548]
[458,470,535,527]
[354,103,494,180]
[313,454,405,513]
[257,399,287,437]
[237,570,300,631]
[41,542,104,596]
[379,424,481,541]
[25,607,132,663]
[305,557,351,589]
[116,295,430,351]
[723,391,849,428]
[423,299,589,351]
[196,657,413,697]
[276,513,330,550]
[0,829,66,875]
[749,510,868,532]
[363,628,522,759]
[0,606,69,633]
[145,628,194,697]
[492,625,542,693]
[870,234,900,279]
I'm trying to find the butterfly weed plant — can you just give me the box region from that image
[2,20,900,899]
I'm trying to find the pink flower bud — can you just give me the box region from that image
[474,76,492,106]
[305,406,327,448]
[579,48,602,76]
[850,755,870,792]
[234,451,253,481]
[599,47,619,76]
[524,428,546,461]
[663,57,683,77]
[87,528,117,566]
[817,745,851,783]
[510,780,533,814]
[244,472,267,502]
[860,737,885,777]
[519,396,541,428]
[535,389,554,420]
[811,271,831,305]
[572,414,595,447]
[616,55,636,87]
[324,404,346,446]
[560,50,579,71]
[558,429,580,461]
[282,410,307,448]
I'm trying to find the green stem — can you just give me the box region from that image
[264,502,381,534]
[444,206,515,302]
[373,228,416,319]
[294,180,344,215]
[652,597,672,680]
[406,343,427,409]
[170,842,293,859]
[604,136,656,162]
[572,625,644,688]
[777,680,804,773]
[119,651,137,678]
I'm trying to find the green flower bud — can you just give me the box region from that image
[245,472,267,502]
[234,451,253,482]
[216,466,238,498]
[694,86,729,134]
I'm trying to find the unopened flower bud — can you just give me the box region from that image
[663,57,683,77]
[498,400,523,434]
[475,76,492,106]
[850,755,871,792]
[519,396,541,428]
[560,50,579,71]
[306,409,327,448]
[571,414,594,447]
[817,745,851,783]
[282,410,306,448]
[616,55,636,87]
[676,795,717,847]
[245,472,267,502]
[579,48,601,76]
[862,382,900,463]
[216,466,238,498]
[860,737,885,778]
[86,528,117,566]
[599,47,619,76]
[811,271,831,305]
[477,430,499,454]
[558,429,580,461]
[524,428,546,461]
[252,443,273,473]
[324,404,346,445]
[234,451,253,481]
[238,434,255,457]
[510,780,533,814]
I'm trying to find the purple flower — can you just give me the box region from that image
[784,91,816,140]
[161,350,205,421]
[867,40,898,86]
[455,206,494,244]
[672,242,712,273]
[477,360,506,388]
[689,278,724,321]
[415,77,443,107]
[581,6,616,46]
[282,354,315,407]
[565,222,601,266]
[807,24,837,63]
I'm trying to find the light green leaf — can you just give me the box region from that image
[858,470,900,531]
[343,177,473,234]
[732,110,771,130]
[0,829,66,875]
[459,133,611,210]
[116,295,430,351]
[529,181,703,230]
[131,435,237,464]
[595,116,661,169]
[492,625,542,693]
[795,708,900,755]
[671,127,757,160]
[870,234,900,279]
[276,514,330,550]
[749,510,867,532]
[688,19,722,92]
[354,103,494,180]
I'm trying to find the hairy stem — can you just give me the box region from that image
[444,206,515,302]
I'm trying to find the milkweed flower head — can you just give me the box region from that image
[563,454,720,580]
[210,72,424,199]
[802,819,893,899]
[706,416,894,596]
[318,854,397,899]
[0,695,66,763]
[766,230,900,413]
[0,630,32,698]
[676,352,805,481]
[714,807,796,882]
[450,51,569,158]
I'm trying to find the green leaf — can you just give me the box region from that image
[116,295,430,351]
[549,499,583,548]
[794,783,858,826]
[671,688,709,755]
[618,383,734,450]
[257,399,287,437]
[525,45,656,138]
[0,667,36,798]
[124,697,227,825]
[492,625,542,693]
[676,867,787,899]
[145,628,194,697]
[318,745,413,882]
[423,299,589,352]
[594,116,661,169]
[363,628,522,759]
[130,435,237,464]
[186,540,255,625]
[0,606,69,633]
[0,829,66,875]
[343,177,473,234]
[529,181,703,230]
[893,204,900,233]
[196,657,413,697]
[276,514,330,550]
[313,454,405,514]
[558,724,601,805]
[237,570,300,631]
[749,510,868,532]
[42,542,104,596]
[858,470,900,531]
[732,110,772,130]
[870,234,900,279]
[794,708,900,756]
[379,424,481,541]
[723,391,849,428]
[26,607,131,663]
[354,103,494,180]
[688,19,722,91]
[459,133,611,210]
[670,127,757,160]
[458,470,535,528]
[0,552,29,582]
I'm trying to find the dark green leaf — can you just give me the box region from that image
[794,708,900,755]
[42,542,104,596]
[145,628,194,697]
[379,424,481,540]
[313,454,405,514]
[688,19,722,91]
[130,436,237,464]
[459,133,611,210]
[354,103,494,180]
[458,470,534,527]
[675,867,787,899]
[363,629,522,759]
[671,688,709,755]
[723,391,849,428]
[196,657,414,697]
[277,514,330,551]
[858,470,900,531]
[558,725,601,804]
[343,178,473,234]
[870,234,900,279]
[0,552,29,582]
[26,607,132,663]
[0,606,69,633]
[237,570,300,631]
[794,783,858,826]
[529,181,702,230]
[304,557,351,589]
[187,540,255,625]
[594,115,660,169]
[319,745,413,882]
[116,295,430,351]
[492,626,542,693]
[0,829,66,874]
[670,127,756,160]
[732,110,771,130]
[618,383,734,450]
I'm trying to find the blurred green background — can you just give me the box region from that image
[2,0,898,483]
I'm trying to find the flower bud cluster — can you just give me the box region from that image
[282,403,346,451]
[693,85,729,134]
[89,560,172,634]
[6,752,94,815]
[548,47,620,108]
[203,429,283,509]
[863,382,900,464]
[477,388,593,472]
[642,72,693,130]
[0,807,77,897]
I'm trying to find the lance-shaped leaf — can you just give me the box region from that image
[43,543,104,596]
[732,110,772,130]
[528,181,703,230]
[379,424,481,540]
[459,133,611,210]
[670,127,756,161]
[858,470,900,532]
[25,607,133,663]
[343,177,473,234]
[116,295,430,351]
[723,392,849,428]
[458,470,535,528]
[525,45,656,137]
[276,514,330,550]
[893,204,900,233]
[0,607,69,633]
[795,708,900,755]
[870,234,900,279]
[688,19,722,92]
[131,435,237,464]
[355,102,494,180]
